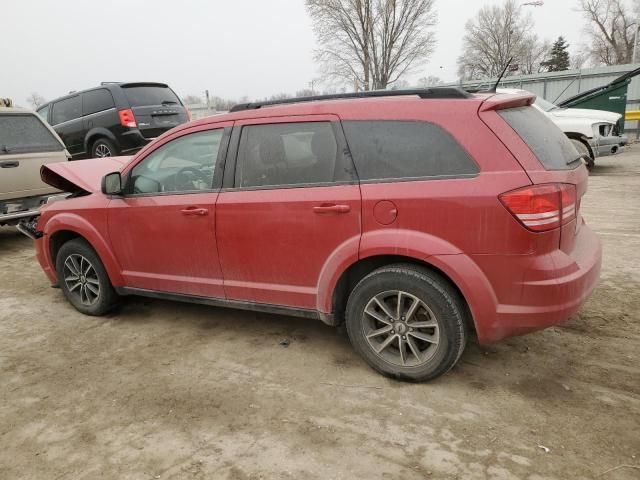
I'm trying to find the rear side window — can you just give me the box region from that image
[51,96,81,125]
[498,106,580,170]
[0,114,63,154]
[342,121,479,181]
[122,85,181,107]
[83,89,115,116]
[37,104,50,122]
[236,122,353,188]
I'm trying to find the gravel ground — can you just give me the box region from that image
[1,148,639,480]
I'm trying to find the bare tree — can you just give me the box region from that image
[26,92,46,109]
[306,0,437,90]
[416,75,443,87]
[457,0,549,79]
[578,0,637,65]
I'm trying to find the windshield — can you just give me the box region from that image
[534,96,559,112]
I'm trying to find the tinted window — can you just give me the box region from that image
[0,114,63,155]
[51,96,81,125]
[342,121,479,181]
[83,89,115,115]
[130,130,223,194]
[122,85,181,107]
[37,104,50,122]
[499,106,580,170]
[236,122,351,188]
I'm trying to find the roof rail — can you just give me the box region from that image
[229,87,472,113]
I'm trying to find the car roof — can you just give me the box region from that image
[38,82,172,109]
[0,106,37,114]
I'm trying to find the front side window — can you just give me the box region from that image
[83,89,115,116]
[130,129,223,194]
[51,96,82,125]
[236,121,351,188]
[342,120,479,182]
[0,114,63,155]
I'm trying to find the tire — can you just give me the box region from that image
[570,138,594,170]
[345,264,467,382]
[55,238,119,316]
[91,138,118,158]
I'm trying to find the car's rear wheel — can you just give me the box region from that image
[570,138,594,170]
[55,238,119,315]
[91,138,117,158]
[345,264,467,382]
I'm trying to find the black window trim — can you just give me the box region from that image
[223,119,358,192]
[121,126,232,198]
[340,119,480,185]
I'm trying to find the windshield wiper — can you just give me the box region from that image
[568,154,588,165]
[161,100,178,105]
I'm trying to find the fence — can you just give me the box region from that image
[446,63,640,135]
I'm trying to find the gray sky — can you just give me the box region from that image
[3,0,584,106]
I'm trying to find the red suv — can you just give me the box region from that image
[24,88,601,381]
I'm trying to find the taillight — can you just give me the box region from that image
[499,183,576,232]
[118,109,137,128]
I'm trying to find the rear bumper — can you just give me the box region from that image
[0,193,67,225]
[474,223,602,343]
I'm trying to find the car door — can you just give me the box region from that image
[0,112,68,203]
[50,95,85,157]
[216,115,361,309]
[107,122,232,297]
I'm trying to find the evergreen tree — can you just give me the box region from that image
[541,36,571,72]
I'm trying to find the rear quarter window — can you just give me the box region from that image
[83,88,115,116]
[0,114,63,154]
[342,121,479,181]
[498,106,581,170]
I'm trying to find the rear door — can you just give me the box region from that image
[120,83,189,140]
[0,112,67,202]
[107,122,232,297]
[216,115,361,309]
[50,95,86,157]
[82,88,119,141]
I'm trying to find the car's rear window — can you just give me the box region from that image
[0,114,63,155]
[122,85,181,107]
[498,106,581,170]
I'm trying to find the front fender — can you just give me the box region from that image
[42,212,124,286]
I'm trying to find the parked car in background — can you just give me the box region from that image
[0,99,69,226]
[23,89,601,382]
[37,82,189,159]
[498,88,626,169]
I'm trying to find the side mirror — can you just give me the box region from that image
[101,172,123,195]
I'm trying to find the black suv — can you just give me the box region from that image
[37,82,189,159]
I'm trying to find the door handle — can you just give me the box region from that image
[312,204,351,214]
[0,161,19,168]
[180,207,209,216]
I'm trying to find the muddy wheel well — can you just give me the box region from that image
[565,133,594,159]
[330,255,474,333]
[49,230,81,264]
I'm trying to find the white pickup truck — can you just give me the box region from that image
[499,89,626,169]
[0,98,70,226]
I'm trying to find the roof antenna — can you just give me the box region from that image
[488,57,514,93]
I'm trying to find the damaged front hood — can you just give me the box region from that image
[41,156,131,194]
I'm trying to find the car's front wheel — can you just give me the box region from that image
[345,264,467,382]
[55,238,119,315]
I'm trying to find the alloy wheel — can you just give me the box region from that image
[95,144,112,157]
[63,254,101,306]
[362,290,440,367]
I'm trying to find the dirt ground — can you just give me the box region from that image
[1,149,639,480]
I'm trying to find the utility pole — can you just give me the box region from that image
[633,17,639,64]
[205,89,212,115]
